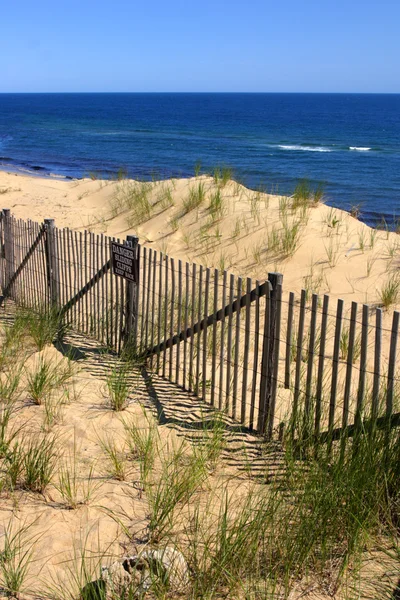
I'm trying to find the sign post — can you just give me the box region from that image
[110,238,140,353]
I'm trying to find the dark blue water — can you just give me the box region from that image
[0,93,399,226]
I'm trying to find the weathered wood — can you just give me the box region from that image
[329,298,344,433]
[162,253,169,379]
[0,223,46,308]
[355,304,369,432]
[371,308,382,423]
[225,273,235,411]
[386,311,400,424]
[150,250,157,362]
[195,265,203,396]
[292,289,307,432]
[156,252,163,372]
[169,257,176,381]
[202,268,211,401]
[249,280,260,431]
[124,235,139,350]
[342,302,358,431]
[285,291,295,389]
[241,277,252,424]
[218,270,227,410]
[267,281,282,440]
[45,219,59,308]
[210,269,219,407]
[304,293,318,428]
[145,247,152,350]
[189,263,197,392]
[182,261,189,389]
[315,295,329,439]
[176,260,183,385]
[2,209,13,290]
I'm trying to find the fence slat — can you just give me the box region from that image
[386,311,400,424]
[210,268,219,407]
[202,268,210,401]
[189,263,196,392]
[249,280,260,431]
[156,252,163,373]
[218,270,227,410]
[241,277,252,424]
[342,302,358,431]
[285,291,295,389]
[329,298,344,433]
[232,276,242,420]
[225,273,235,411]
[169,257,176,382]
[304,293,318,430]
[293,289,307,430]
[183,261,189,390]
[315,294,329,439]
[372,308,382,423]
[195,265,203,396]
[355,304,369,432]
[162,253,168,379]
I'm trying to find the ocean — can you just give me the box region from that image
[0,92,399,226]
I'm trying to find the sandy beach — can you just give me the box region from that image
[0,169,398,314]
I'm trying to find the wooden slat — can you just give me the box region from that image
[355,304,369,431]
[371,308,382,423]
[386,311,400,424]
[304,293,318,426]
[202,268,210,400]
[342,302,358,431]
[285,291,295,389]
[150,250,157,364]
[145,247,152,351]
[156,252,163,373]
[293,289,307,428]
[176,259,183,385]
[169,257,176,381]
[225,273,235,411]
[162,253,169,379]
[315,295,329,438]
[210,268,219,407]
[232,276,242,420]
[189,263,197,392]
[329,298,344,432]
[267,282,282,440]
[183,261,189,390]
[241,277,252,424]
[249,280,260,430]
[218,270,227,410]
[195,265,203,396]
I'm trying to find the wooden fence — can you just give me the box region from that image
[0,209,399,442]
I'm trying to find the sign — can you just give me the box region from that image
[110,241,138,283]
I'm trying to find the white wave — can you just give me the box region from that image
[349,146,371,151]
[278,145,331,153]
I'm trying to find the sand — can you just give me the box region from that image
[0,170,399,598]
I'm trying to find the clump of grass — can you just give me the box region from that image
[292,179,324,209]
[213,166,232,188]
[122,407,158,489]
[379,277,400,309]
[7,435,58,493]
[26,358,59,406]
[147,444,207,542]
[194,161,202,176]
[0,520,37,596]
[350,203,362,219]
[181,182,206,216]
[56,436,99,509]
[194,410,227,472]
[98,434,127,481]
[209,188,225,221]
[105,360,133,411]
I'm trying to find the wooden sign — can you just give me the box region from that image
[110,241,138,283]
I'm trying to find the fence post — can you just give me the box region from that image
[124,235,140,353]
[258,272,283,439]
[44,219,59,307]
[3,209,14,291]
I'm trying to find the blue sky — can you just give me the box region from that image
[1,0,399,93]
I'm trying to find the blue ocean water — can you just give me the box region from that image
[0,93,399,226]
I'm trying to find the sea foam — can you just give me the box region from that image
[278,145,331,152]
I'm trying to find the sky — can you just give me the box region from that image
[1,0,399,93]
